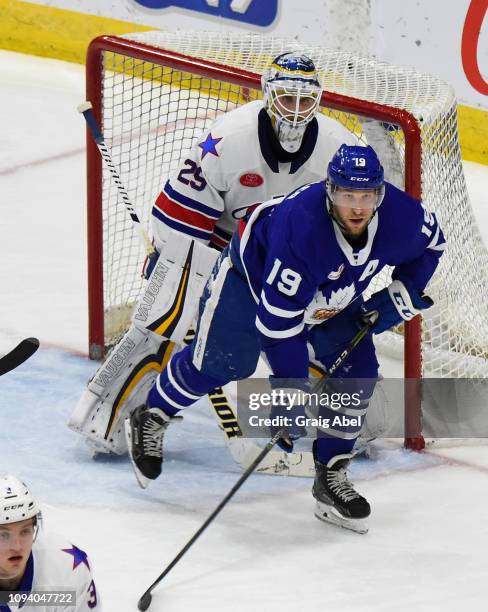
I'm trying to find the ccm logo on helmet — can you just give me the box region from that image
[240,173,264,187]
[4,503,25,511]
[350,177,371,182]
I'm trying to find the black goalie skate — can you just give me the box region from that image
[312,453,371,534]
[125,404,179,489]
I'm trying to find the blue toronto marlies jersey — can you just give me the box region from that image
[229,180,445,375]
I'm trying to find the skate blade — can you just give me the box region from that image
[124,419,150,490]
[314,501,368,535]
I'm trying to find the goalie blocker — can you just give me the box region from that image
[68,226,219,454]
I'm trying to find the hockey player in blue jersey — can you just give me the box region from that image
[125,144,445,533]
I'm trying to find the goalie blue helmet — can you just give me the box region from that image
[327,144,385,209]
[262,52,322,153]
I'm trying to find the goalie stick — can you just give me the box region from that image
[0,338,39,376]
[77,101,157,260]
[136,317,375,611]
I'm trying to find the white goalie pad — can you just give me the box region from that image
[132,225,220,344]
[68,227,219,456]
[68,325,179,455]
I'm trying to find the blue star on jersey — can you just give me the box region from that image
[198,133,223,159]
[62,545,90,570]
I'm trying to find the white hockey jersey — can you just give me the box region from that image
[1,532,100,612]
[151,100,356,250]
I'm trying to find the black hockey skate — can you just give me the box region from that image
[312,453,371,534]
[125,404,178,489]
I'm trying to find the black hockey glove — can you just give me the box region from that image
[361,280,433,335]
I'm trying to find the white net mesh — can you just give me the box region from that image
[91,31,488,377]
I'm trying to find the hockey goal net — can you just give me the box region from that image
[85,32,488,403]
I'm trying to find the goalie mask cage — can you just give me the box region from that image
[85,32,488,448]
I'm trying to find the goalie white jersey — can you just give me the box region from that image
[3,532,100,611]
[152,100,356,250]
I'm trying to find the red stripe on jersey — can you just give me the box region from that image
[238,218,246,239]
[210,233,228,249]
[155,192,216,233]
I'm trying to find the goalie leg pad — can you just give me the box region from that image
[67,325,178,455]
[132,226,219,345]
[69,229,218,456]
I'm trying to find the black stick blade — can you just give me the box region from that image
[0,338,40,376]
[138,592,152,611]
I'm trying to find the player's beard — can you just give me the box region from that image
[330,205,374,238]
[342,216,370,236]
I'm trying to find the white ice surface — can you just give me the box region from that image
[1,50,488,612]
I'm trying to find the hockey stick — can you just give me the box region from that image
[0,338,39,376]
[77,102,156,259]
[137,428,285,611]
[137,316,376,610]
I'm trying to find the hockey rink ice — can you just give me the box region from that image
[1,50,488,611]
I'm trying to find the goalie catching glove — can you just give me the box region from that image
[361,279,433,334]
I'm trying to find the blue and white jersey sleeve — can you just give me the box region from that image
[392,199,446,291]
[254,203,320,378]
[257,252,312,344]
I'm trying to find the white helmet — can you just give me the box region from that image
[0,475,40,524]
[262,52,322,153]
